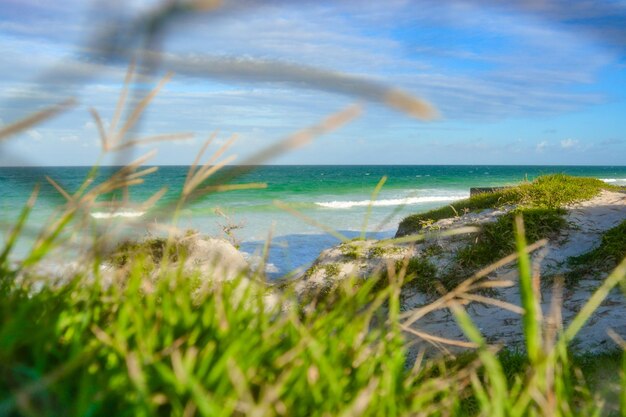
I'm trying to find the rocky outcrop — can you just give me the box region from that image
[294,239,415,295]
[181,236,249,282]
[96,234,251,288]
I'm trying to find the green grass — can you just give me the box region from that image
[368,245,403,259]
[457,348,624,416]
[455,208,566,271]
[397,174,614,236]
[109,237,188,268]
[322,263,340,277]
[303,262,341,281]
[3,260,624,416]
[397,257,438,294]
[0,270,406,416]
[338,242,361,260]
[397,191,513,237]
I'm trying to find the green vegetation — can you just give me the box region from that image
[397,191,513,236]
[513,174,613,208]
[304,262,341,280]
[564,220,626,284]
[109,237,188,268]
[0,269,406,416]
[338,242,361,259]
[398,174,615,236]
[368,245,403,258]
[422,243,444,257]
[398,257,438,293]
[322,263,340,277]
[455,208,566,271]
[3,247,625,416]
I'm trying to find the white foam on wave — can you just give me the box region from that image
[315,195,468,209]
[91,210,145,219]
[601,178,626,184]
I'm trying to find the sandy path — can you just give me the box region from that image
[404,191,626,357]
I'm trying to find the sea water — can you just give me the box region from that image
[2,165,626,277]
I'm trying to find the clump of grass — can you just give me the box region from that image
[0,267,411,416]
[564,220,626,284]
[400,257,439,293]
[397,174,614,236]
[368,245,402,258]
[338,243,361,259]
[303,262,341,280]
[454,208,566,272]
[109,237,188,267]
[397,191,513,236]
[422,243,444,257]
[514,174,613,208]
[323,263,340,277]
[457,348,624,415]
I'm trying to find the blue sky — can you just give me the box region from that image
[1,0,625,166]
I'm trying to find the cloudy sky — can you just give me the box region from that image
[1,0,625,166]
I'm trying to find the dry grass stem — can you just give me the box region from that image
[113,71,174,146]
[458,293,525,315]
[273,200,350,242]
[110,132,195,151]
[45,176,73,203]
[401,324,479,349]
[0,98,76,141]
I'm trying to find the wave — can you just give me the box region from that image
[601,178,626,184]
[91,210,145,219]
[315,194,468,209]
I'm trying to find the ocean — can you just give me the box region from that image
[2,165,626,277]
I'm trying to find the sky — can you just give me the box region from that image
[1,0,625,166]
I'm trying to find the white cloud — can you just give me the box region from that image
[26,129,43,141]
[536,140,548,153]
[60,135,80,143]
[560,138,579,149]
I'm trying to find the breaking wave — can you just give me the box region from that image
[601,178,626,184]
[90,210,146,219]
[315,194,467,209]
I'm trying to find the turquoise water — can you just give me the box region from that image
[2,165,626,276]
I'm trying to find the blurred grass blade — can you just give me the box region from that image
[110,132,195,151]
[0,98,76,141]
[113,72,174,146]
[46,176,73,202]
[109,59,136,136]
[0,185,39,267]
[361,176,387,240]
[449,301,508,417]
[514,215,542,364]
[274,200,350,242]
[89,107,109,151]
